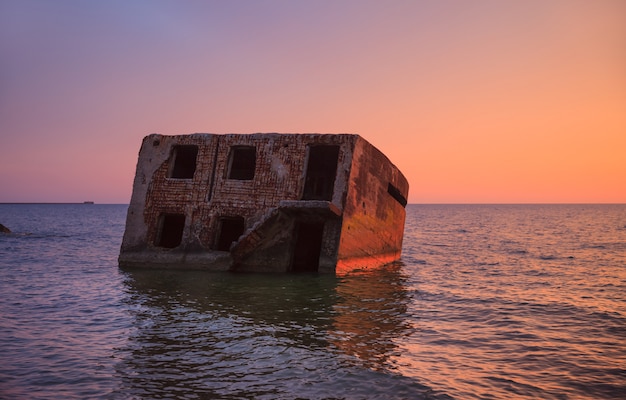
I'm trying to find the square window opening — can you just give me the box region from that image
[169,145,198,179]
[215,217,245,251]
[227,146,256,180]
[155,214,186,248]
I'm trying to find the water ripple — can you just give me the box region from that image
[1,204,625,399]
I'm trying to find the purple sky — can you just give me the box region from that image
[1,0,625,203]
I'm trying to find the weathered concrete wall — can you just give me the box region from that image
[231,202,344,273]
[119,133,361,271]
[120,134,228,269]
[336,136,409,273]
[121,134,217,252]
[203,133,354,251]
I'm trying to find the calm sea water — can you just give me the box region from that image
[0,204,625,399]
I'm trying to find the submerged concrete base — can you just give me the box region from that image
[119,251,232,271]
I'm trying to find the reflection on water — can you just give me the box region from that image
[115,266,441,399]
[330,263,414,371]
[396,204,626,399]
[3,204,624,399]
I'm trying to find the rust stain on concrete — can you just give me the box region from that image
[118,133,408,273]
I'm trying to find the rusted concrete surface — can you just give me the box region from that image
[119,133,408,273]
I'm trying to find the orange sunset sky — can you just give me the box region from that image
[1,0,625,204]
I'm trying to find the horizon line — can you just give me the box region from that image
[1,202,624,206]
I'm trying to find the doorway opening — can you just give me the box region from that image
[302,145,339,201]
[291,222,324,272]
[215,217,245,251]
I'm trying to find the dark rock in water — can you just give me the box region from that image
[0,223,10,233]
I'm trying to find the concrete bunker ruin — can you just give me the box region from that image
[119,133,409,273]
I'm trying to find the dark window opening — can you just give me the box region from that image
[169,145,198,179]
[227,146,256,180]
[155,214,186,248]
[387,183,407,207]
[216,217,245,251]
[302,145,339,201]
